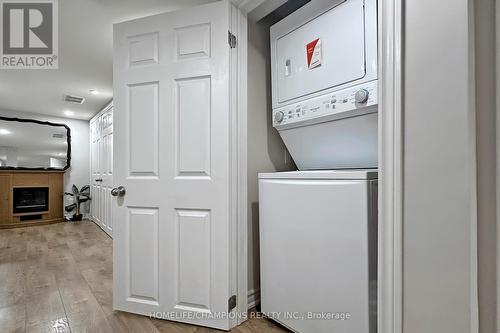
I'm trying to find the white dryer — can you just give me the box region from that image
[270,0,378,169]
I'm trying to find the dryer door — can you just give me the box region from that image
[272,0,367,104]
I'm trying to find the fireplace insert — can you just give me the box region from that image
[13,187,49,214]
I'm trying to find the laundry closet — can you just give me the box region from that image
[247,1,378,332]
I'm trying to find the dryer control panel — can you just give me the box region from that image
[273,80,377,129]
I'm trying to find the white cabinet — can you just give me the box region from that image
[90,102,113,237]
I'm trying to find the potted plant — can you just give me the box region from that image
[64,184,91,221]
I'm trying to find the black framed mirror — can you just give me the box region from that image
[0,117,71,171]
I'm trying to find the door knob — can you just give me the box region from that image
[111,186,126,197]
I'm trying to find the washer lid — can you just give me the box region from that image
[258,169,378,180]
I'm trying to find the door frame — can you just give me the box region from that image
[230,1,249,326]
[380,0,479,330]
[376,0,403,332]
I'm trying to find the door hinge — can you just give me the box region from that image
[228,295,237,312]
[228,31,237,48]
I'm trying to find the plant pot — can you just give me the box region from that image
[71,214,83,221]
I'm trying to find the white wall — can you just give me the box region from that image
[246,18,295,303]
[404,0,476,332]
[0,109,90,213]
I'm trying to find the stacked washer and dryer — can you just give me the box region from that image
[258,0,378,332]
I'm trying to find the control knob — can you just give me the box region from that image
[354,89,369,103]
[274,111,284,123]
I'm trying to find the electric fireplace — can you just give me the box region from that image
[13,187,49,214]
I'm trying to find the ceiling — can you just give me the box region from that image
[0,0,215,121]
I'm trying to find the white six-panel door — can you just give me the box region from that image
[90,103,114,237]
[113,1,233,330]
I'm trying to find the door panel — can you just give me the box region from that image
[91,119,101,227]
[103,128,113,234]
[113,1,232,330]
[175,23,211,60]
[127,207,159,305]
[175,209,211,311]
[128,82,159,177]
[129,33,159,66]
[176,76,211,177]
[90,104,114,236]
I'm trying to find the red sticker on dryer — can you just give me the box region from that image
[306,38,322,69]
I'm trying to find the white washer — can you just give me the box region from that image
[259,170,377,333]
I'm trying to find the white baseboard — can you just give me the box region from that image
[248,288,260,309]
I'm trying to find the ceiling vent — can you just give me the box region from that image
[64,94,85,104]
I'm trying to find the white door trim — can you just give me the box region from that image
[377,0,403,332]
[468,1,479,331]
[380,0,480,330]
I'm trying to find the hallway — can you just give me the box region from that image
[0,221,287,333]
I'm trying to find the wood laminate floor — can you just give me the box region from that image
[0,220,289,333]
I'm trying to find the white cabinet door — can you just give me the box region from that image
[90,118,101,226]
[90,103,114,237]
[113,1,233,330]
